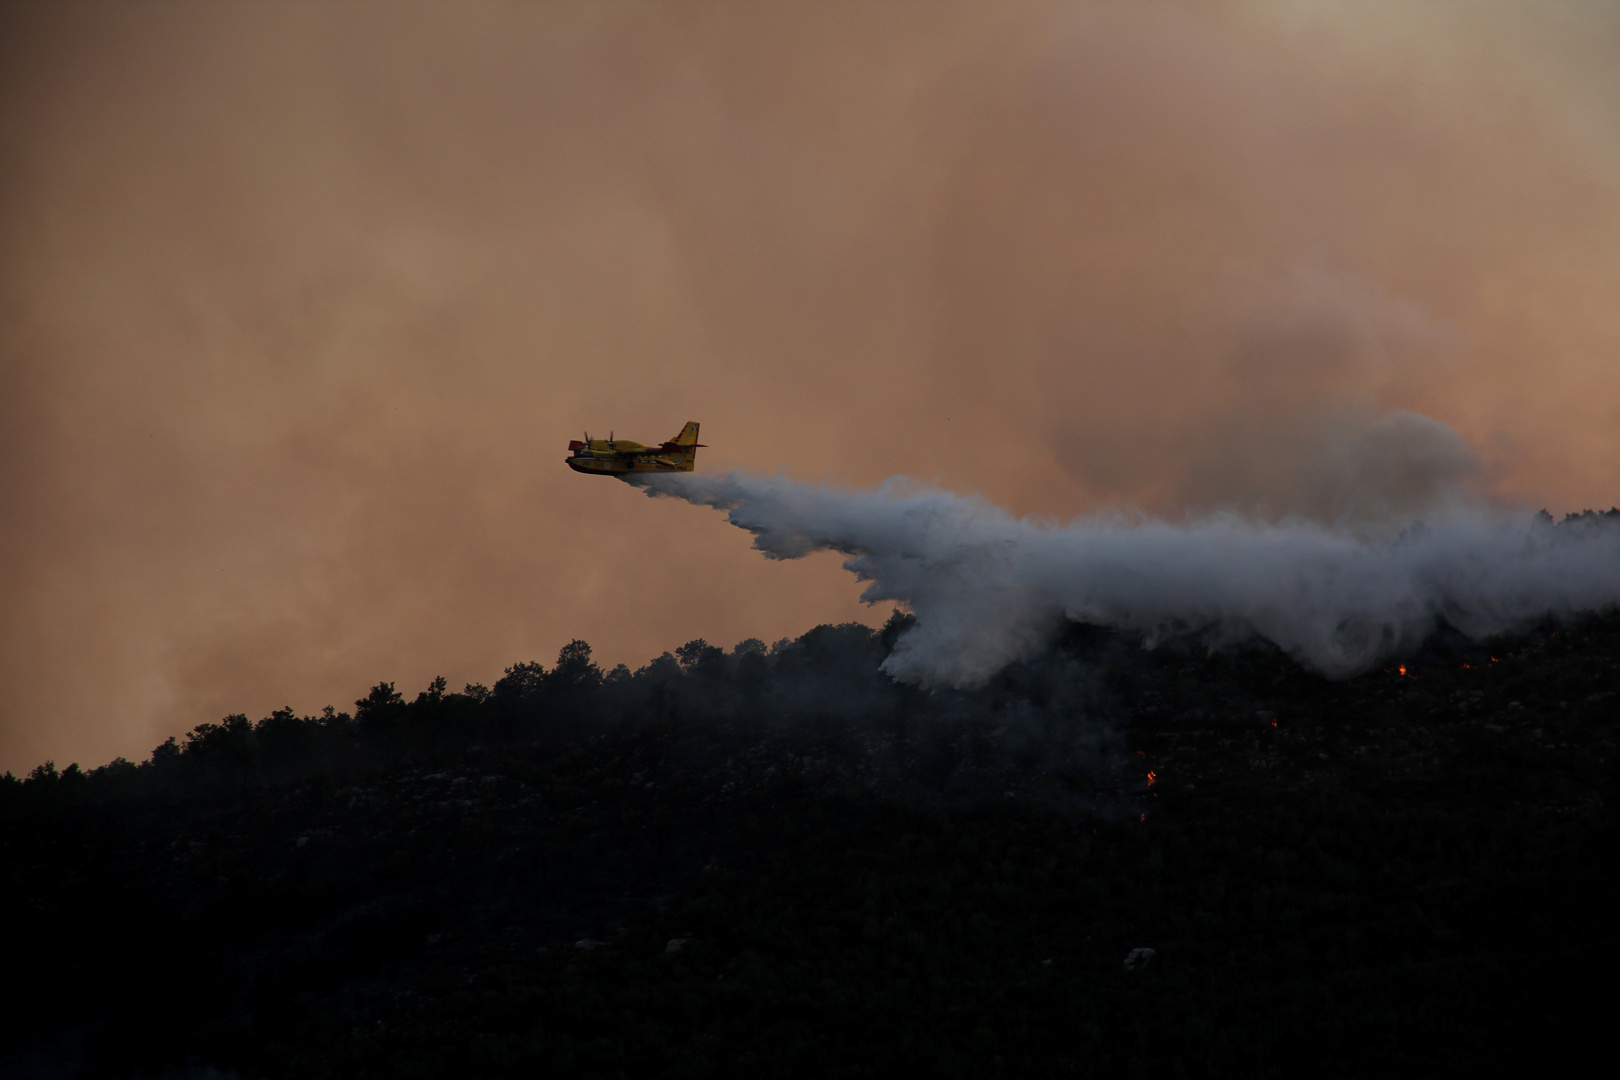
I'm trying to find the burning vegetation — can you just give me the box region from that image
[3,608,1617,1076]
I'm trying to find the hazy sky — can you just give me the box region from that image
[4,1,1619,773]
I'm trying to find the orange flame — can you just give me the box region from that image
[1147,770,1157,786]
[1398,664,1407,676]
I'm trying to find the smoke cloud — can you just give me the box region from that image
[640,466,1620,687]
[4,2,1620,772]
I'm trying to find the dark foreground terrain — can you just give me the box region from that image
[4,611,1616,1078]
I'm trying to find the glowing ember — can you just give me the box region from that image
[1398,664,1407,676]
[1147,770,1157,786]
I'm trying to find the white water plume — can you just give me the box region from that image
[638,472,1620,688]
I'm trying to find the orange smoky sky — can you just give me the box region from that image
[3,1,1619,773]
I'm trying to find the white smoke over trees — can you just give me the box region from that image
[639,458,1620,688]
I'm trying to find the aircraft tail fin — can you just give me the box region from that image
[659,421,702,470]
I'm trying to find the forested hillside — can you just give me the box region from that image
[4,609,1615,1077]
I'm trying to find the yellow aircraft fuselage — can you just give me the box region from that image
[566,421,703,478]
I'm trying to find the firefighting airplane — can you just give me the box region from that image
[565,421,705,478]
